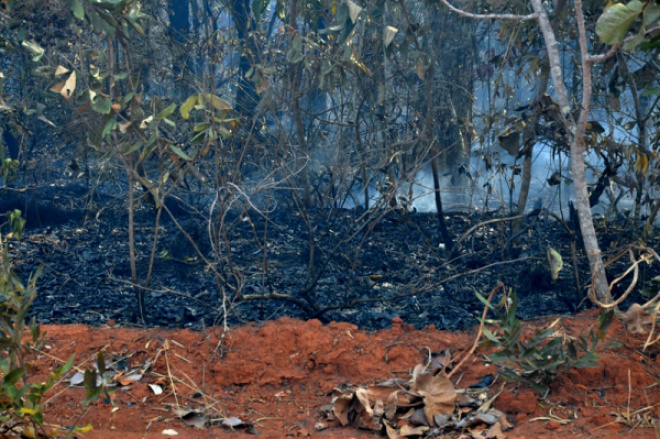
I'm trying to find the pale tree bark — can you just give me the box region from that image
[438,0,611,301]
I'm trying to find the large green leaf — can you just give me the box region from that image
[596,0,643,45]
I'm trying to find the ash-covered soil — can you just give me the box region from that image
[1,184,653,330]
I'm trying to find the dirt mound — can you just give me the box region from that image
[31,310,660,439]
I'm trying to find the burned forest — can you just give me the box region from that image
[2,0,660,438]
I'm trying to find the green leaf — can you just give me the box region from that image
[97,351,106,376]
[623,27,645,51]
[21,40,45,62]
[91,96,113,114]
[3,367,25,386]
[193,122,210,132]
[474,291,495,310]
[169,144,192,161]
[180,94,198,120]
[156,103,177,121]
[643,2,660,27]
[101,117,116,138]
[275,0,286,20]
[57,355,75,377]
[642,87,660,96]
[190,131,205,143]
[73,0,85,20]
[598,310,614,334]
[640,36,660,50]
[128,17,145,36]
[286,35,304,64]
[252,0,269,19]
[217,126,233,139]
[124,140,144,155]
[596,0,644,45]
[482,326,500,343]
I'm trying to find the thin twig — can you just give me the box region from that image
[448,283,505,378]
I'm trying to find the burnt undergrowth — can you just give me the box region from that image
[0,183,654,331]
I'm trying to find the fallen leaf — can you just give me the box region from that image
[331,391,354,426]
[117,373,142,386]
[621,303,652,334]
[412,372,456,427]
[429,350,452,374]
[484,420,505,439]
[148,383,163,395]
[384,390,398,419]
[222,417,245,428]
[182,412,209,429]
[70,371,85,386]
[399,424,429,436]
[54,65,70,76]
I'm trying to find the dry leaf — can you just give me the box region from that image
[332,391,354,426]
[484,421,505,439]
[355,388,373,416]
[384,26,398,47]
[54,65,70,76]
[148,383,163,395]
[399,424,430,436]
[117,373,142,386]
[118,122,132,133]
[429,350,452,374]
[416,62,429,80]
[346,0,362,23]
[413,373,456,427]
[384,390,398,419]
[60,72,76,99]
[621,303,652,334]
[140,115,154,129]
[222,416,245,428]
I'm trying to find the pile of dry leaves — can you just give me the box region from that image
[321,350,511,439]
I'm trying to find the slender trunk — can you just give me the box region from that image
[617,53,646,240]
[425,63,453,248]
[287,0,312,208]
[516,64,550,216]
[530,0,609,301]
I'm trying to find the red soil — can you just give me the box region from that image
[28,309,660,439]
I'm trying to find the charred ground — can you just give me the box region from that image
[0,184,652,330]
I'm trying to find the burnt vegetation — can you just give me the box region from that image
[0,0,660,330]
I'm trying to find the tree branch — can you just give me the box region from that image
[437,0,538,21]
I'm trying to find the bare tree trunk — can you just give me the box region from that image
[530,0,609,300]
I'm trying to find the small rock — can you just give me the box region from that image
[546,420,561,430]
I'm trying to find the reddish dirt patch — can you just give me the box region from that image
[30,310,660,439]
